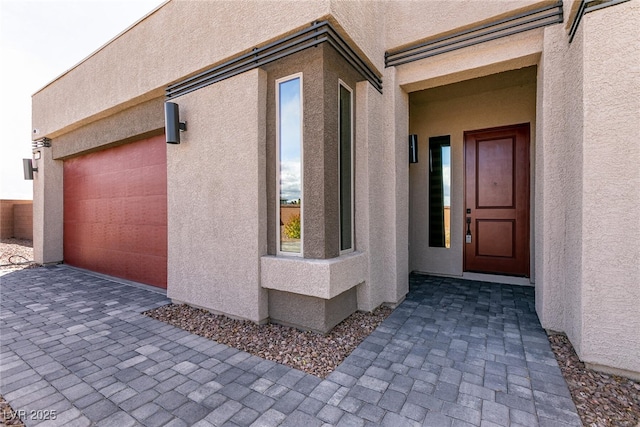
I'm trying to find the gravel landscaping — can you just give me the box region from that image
[144,303,393,378]
[548,332,640,427]
[0,239,35,273]
[0,395,25,427]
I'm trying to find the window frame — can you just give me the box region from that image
[338,79,354,254]
[276,73,304,257]
[428,135,451,248]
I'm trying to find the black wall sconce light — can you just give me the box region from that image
[409,134,418,163]
[23,158,37,180]
[164,102,187,144]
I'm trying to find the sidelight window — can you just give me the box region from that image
[429,136,451,248]
[276,74,303,255]
[339,81,354,253]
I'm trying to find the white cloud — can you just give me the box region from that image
[279,161,301,202]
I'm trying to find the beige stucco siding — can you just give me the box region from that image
[166,69,268,323]
[534,23,577,336]
[32,0,332,139]
[31,1,550,142]
[409,67,537,277]
[51,97,165,160]
[32,148,63,264]
[396,28,542,94]
[534,1,640,377]
[579,1,640,377]
[261,252,367,300]
[383,67,411,305]
[329,0,386,71]
[354,80,390,311]
[384,0,547,52]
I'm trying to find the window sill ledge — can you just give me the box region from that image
[260,251,367,300]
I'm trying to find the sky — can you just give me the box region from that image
[278,77,302,204]
[0,0,165,200]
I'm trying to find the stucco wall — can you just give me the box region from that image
[52,97,165,160]
[32,148,63,264]
[383,67,410,304]
[355,80,387,311]
[534,23,574,336]
[409,67,537,277]
[32,0,332,139]
[395,25,542,94]
[329,0,385,72]
[166,69,268,323]
[268,287,357,333]
[535,1,640,377]
[261,252,367,300]
[579,1,640,377]
[32,0,549,142]
[384,0,544,53]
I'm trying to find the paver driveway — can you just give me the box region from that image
[0,266,581,426]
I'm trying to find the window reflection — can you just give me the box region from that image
[339,83,353,252]
[429,136,451,248]
[278,76,302,254]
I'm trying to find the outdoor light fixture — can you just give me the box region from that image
[164,102,187,144]
[409,134,419,163]
[23,158,37,180]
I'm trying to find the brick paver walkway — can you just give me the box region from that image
[0,266,581,426]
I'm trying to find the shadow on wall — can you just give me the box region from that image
[0,200,33,240]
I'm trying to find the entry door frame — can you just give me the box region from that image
[463,123,531,277]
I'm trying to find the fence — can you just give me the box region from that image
[0,200,33,240]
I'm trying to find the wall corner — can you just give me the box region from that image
[32,147,64,264]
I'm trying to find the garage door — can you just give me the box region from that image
[64,134,167,288]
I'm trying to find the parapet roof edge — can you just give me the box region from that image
[31,0,170,97]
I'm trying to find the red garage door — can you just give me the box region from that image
[64,134,167,288]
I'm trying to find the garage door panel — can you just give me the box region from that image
[123,197,144,225]
[144,165,167,196]
[144,195,168,226]
[145,225,168,257]
[126,254,166,286]
[143,143,166,167]
[102,223,118,251]
[107,198,124,225]
[64,228,80,251]
[125,168,145,197]
[125,148,145,170]
[64,134,167,288]
[100,171,120,198]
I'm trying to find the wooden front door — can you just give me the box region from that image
[464,124,530,276]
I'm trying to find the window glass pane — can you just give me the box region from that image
[429,136,451,248]
[279,77,302,254]
[442,145,451,248]
[339,85,352,251]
